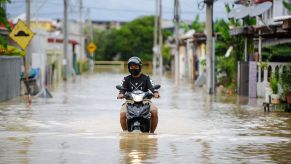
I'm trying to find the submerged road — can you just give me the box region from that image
[0,67,291,163]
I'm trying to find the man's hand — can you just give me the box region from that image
[117,93,124,99]
[153,92,160,98]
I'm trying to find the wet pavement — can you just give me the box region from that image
[1,66,291,164]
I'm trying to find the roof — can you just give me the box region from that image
[0,21,14,31]
[229,23,291,38]
[180,32,206,45]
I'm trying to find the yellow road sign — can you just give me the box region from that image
[9,19,35,50]
[87,42,97,53]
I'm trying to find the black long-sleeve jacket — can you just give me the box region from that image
[119,74,157,94]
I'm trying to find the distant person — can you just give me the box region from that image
[117,56,160,133]
[253,52,260,62]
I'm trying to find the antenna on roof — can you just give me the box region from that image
[228,5,250,19]
[249,1,272,17]
[250,1,273,32]
[235,6,250,19]
[228,1,272,20]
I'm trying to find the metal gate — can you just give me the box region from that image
[238,61,249,96]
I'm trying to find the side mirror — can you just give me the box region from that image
[152,85,161,90]
[116,85,125,90]
[124,92,132,99]
[143,92,153,99]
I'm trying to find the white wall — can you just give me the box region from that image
[30,29,48,69]
[273,0,291,20]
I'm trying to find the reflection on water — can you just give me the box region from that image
[0,103,32,164]
[119,133,157,164]
[0,66,291,163]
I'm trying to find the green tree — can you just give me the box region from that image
[214,3,257,89]
[93,16,155,61]
[283,0,291,10]
[191,15,205,33]
[92,29,115,60]
[0,0,12,49]
[214,18,244,88]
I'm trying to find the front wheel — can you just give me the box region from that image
[127,119,150,133]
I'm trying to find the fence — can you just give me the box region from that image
[257,62,290,97]
[0,56,22,102]
[94,61,152,69]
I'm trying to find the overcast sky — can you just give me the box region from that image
[6,0,234,22]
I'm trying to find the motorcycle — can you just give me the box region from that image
[116,85,160,133]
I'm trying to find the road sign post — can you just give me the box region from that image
[87,42,96,54]
[9,19,35,50]
[87,42,96,70]
[9,19,35,105]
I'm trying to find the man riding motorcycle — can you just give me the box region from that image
[117,56,160,133]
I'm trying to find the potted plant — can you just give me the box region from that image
[270,74,280,104]
[259,61,268,70]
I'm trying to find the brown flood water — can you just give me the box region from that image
[0,66,291,164]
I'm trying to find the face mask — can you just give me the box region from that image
[129,69,140,76]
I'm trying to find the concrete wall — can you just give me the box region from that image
[0,56,22,102]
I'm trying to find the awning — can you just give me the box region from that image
[48,38,79,45]
[0,21,14,29]
[229,26,254,36]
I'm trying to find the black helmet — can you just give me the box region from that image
[127,56,142,76]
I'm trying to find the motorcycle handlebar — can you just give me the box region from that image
[117,92,154,100]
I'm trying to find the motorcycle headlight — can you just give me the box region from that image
[132,93,145,102]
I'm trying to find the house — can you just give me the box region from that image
[91,20,127,30]
[229,0,291,98]
[179,32,206,81]
[29,19,86,84]
[166,30,206,82]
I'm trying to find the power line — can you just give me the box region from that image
[8,1,205,15]
[85,6,204,15]
[7,0,207,21]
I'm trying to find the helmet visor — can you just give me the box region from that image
[129,64,140,69]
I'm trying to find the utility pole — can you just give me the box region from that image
[90,10,94,62]
[153,0,158,75]
[25,0,31,66]
[153,0,163,76]
[63,0,68,80]
[174,0,180,81]
[86,9,94,44]
[87,9,94,42]
[205,0,215,94]
[158,0,163,75]
[79,0,83,61]
[25,0,31,104]
[87,8,95,65]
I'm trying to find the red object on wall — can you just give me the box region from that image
[254,0,273,4]
[48,38,79,45]
[0,21,14,30]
